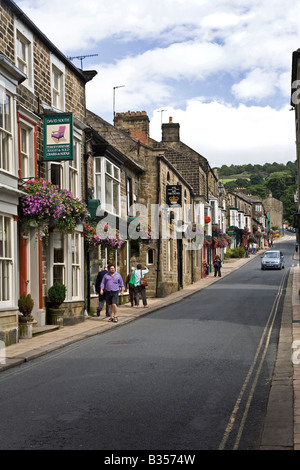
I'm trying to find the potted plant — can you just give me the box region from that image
[18,293,34,339]
[48,281,66,326]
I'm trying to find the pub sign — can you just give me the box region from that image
[166,185,182,207]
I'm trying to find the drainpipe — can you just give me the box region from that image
[155,156,162,297]
[84,133,93,314]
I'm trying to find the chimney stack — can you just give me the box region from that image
[162,116,180,142]
[114,111,149,145]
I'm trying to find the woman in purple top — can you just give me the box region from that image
[100,264,124,322]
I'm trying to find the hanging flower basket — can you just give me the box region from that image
[19,179,89,236]
[84,222,125,250]
[128,217,153,243]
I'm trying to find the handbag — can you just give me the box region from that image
[140,270,148,287]
[129,270,135,287]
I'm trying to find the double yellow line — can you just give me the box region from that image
[218,270,288,450]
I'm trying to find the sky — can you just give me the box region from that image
[16,0,300,168]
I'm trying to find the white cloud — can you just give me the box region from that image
[149,100,296,167]
[231,69,279,102]
[16,0,299,167]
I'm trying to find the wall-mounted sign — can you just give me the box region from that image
[166,185,182,207]
[43,113,73,161]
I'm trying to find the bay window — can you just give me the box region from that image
[95,157,121,216]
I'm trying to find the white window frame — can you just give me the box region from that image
[0,215,13,306]
[15,19,34,92]
[50,55,65,111]
[0,89,13,173]
[19,119,35,179]
[70,138,80,198]
[52,231,66,286]
[95,157,121,216]
[71,232,81,299]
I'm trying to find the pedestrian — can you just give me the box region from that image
[252,242,257,254]
[244,244,249,258]
[213,255,222,277]
[100,264,124,323]
[95,264,109,317]
[133,264,149,308]
[296,242,299,253]
[126,267,137,307]
[204,261,209,277]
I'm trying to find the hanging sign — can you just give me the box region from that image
[43,113,73,161]
[166,185,182,207]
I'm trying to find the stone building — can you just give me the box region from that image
[228,191,268,248]
[0,0,96,345]
[157,116,224,274]
[263,192,283,232]
[86,109,197,299]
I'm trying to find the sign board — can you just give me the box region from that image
[166,185,182,207]
[43,113,73,161]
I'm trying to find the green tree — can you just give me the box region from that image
[250,173,264,185]
[280,184,297,224]
[265,172,290,200]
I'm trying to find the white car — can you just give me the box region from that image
[261,250,284,270]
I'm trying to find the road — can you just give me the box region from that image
[0,236,295,450]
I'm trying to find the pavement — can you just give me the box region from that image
[0,242,298,450]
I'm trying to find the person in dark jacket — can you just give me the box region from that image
[95,265,109,316]
[213,255,222,277]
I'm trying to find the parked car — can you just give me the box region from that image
[261,250,284,270]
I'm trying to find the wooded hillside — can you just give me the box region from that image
[214,161,297,225]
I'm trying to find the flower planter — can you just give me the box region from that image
[48,308,65,326]
[19,319,34,339]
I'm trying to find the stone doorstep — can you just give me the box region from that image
[32,325,60,337]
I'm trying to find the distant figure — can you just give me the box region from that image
[244,244,249,258]
[204,261,209,277]
[213,255,222,277]
[126,267,136,307]
[95,265,109,317]
[296,242,299,253]
[133,264,149,308]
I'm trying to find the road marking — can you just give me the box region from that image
[218,270,287,450]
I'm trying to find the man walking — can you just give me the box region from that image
[100,264,124,323]
[95,264,109,317]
